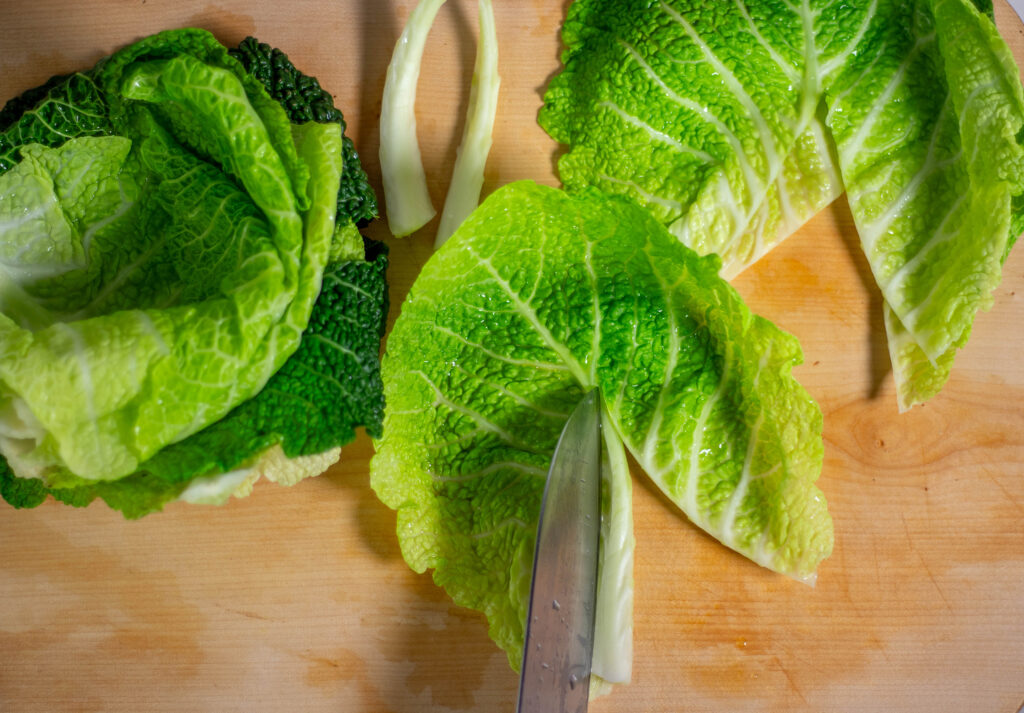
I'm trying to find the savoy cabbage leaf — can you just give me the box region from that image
[539,0,1024,410]
[0,34,335,483]
[0,72,111,171]
[0,246,388,518]
[229,36,379,230]
[0,29,387,513]
[371,181,831,680]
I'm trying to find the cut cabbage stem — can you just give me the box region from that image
[590,412,635,691]
[380,0,446,237]
[435,0,500,248]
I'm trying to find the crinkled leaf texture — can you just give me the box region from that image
[539,0,1024,410]
[1,247,388,518]
[228,36,379,231]
[370,182,831,682]
[0,29,388,515]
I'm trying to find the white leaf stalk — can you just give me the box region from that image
[380,0,446,237]
[435,0,501,248]
[590,414,634,693]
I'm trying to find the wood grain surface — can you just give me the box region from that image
[1,2,1023,712]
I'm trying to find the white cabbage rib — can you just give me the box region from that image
[379,0,446,237]
[435,0,501,247]
[381,0,501,244]
[541,0,1024,409]
[372,182,830,700]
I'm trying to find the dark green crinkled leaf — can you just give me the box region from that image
[0,36,379,228]
[0,73,71,131]
[0,246,388,518]
[0,29,338,481]
[0,72,111,172]
[140,244,389,481]
[0,457,47,509]
[229,36,378,227]
[0,30,387,515]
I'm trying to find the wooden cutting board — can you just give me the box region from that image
[1,2,1022,712]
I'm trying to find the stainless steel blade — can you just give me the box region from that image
[516,389,602,713]
[1010,0,1024,25]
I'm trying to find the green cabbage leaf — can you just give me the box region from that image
[0,29,387,515]
[370,181,831,681]
[539,0,1024,410]
[1,245,388,517]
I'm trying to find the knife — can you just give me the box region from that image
[516,389,602,713]
[1010,0,1024,24]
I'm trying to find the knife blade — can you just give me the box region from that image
[1010,0,1024,24]
[516,389,602,713]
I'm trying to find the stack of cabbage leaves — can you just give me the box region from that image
[0,29,387,518]
[372,0,1024,692]
[540,0,1024,411]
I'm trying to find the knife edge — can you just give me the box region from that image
[516,389,602,713]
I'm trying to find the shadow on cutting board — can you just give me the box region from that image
[830,195,891,400]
